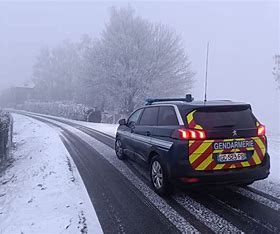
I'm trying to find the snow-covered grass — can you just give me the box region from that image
[0,114,102,234]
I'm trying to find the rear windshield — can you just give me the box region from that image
[189,108,256,129]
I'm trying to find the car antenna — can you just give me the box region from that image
[204,42,210,104]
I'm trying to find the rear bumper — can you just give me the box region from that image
[169,153,270,185]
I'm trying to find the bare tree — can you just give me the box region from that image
[85,7,194,115]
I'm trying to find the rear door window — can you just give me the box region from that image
[139,107,159,126]
[190,108,256,129]
[158,106,178,126]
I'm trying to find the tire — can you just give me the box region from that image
[150,155,173,196]
[115,138,126,160]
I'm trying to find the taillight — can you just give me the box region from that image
[175,128,206,140]
[257,125,266,136]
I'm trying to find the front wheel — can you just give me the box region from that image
[115,139,126,160]
[150,156,173,196]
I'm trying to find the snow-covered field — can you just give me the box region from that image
[0,114,102,234]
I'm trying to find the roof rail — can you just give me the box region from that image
[145,94,194,105]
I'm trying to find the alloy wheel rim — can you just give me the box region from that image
[151,161,163,189]
[116,140,122,157]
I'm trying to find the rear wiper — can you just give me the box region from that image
[213,125,235,128]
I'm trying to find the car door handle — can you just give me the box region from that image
[145,131,151,136]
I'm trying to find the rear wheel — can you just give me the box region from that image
[115,139,126,160]
[150,155,173,196]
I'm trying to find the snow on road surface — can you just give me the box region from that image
[75,121,118,138]
[0,114,103,234]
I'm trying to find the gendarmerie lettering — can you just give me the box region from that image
[213,140,254,150]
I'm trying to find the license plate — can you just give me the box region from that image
[216,152,247,163]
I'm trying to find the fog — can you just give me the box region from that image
[0,1,279,131]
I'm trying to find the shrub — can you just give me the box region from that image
[0,110,13,168]
[18,101,91,121]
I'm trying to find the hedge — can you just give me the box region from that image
[17,101,123,123]
[0,110,13,168]
[17,101,92,121]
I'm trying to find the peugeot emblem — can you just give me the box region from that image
[232,130,238,137]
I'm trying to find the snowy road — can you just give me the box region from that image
[10,112,280,233]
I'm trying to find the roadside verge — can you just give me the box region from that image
[0,114,103,234]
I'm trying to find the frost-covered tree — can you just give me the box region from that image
[273,55,280,89]
[33,40,87,102]
[32,48,53,101]
[85,7,194,115]
[74,36,107,109]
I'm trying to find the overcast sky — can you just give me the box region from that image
[0,1,279,131]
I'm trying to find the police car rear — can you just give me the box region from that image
[173,101,270,189]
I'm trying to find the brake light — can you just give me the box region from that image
[257,125,266,136]
[177,129,206,140]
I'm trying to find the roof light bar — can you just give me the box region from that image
[145,94,194,105]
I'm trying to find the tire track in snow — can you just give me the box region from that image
[206,187,280,233]
[250,182,280,203]
[231,186,280,211]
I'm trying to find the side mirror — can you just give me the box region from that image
[119,119,127,126]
